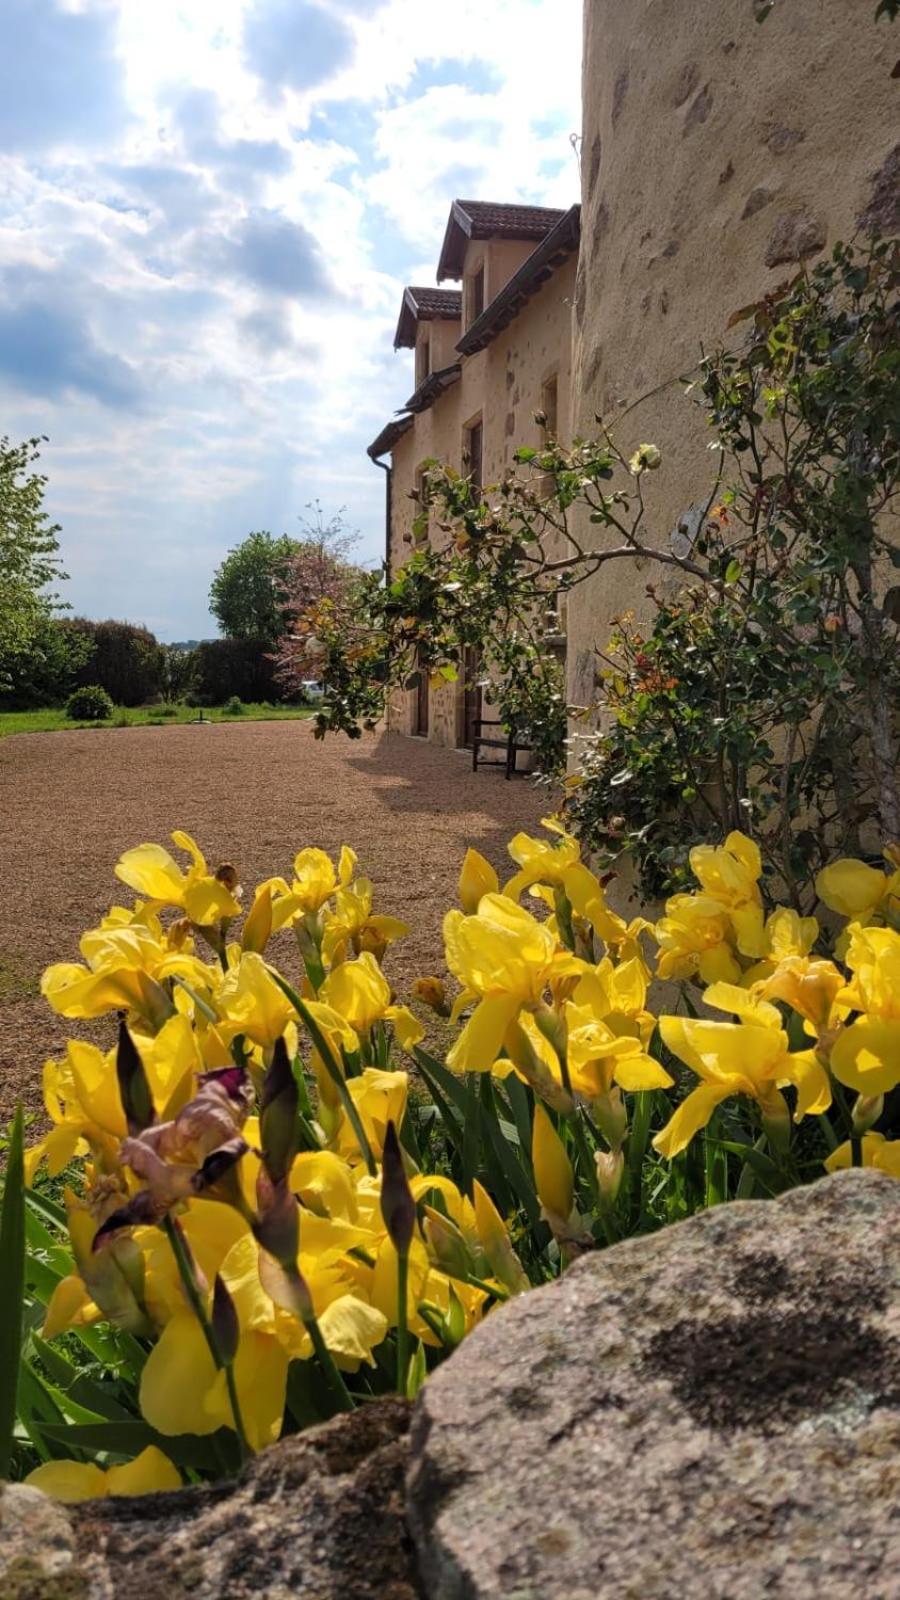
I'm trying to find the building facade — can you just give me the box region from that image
[369,0,896,754]
[568,0,898,712]
[368,200,580,748]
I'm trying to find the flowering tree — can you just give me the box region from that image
[273,505,363,696]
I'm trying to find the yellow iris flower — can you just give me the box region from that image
[655,831,773,985]
[321,878,409,965]
[26,1015,201,1183]
[502,817,581,901]
[319,952,423,1049]
[41,918,215,1026]
[654,894,741,984]
[825,1131,900,1177]
[26,1446,181,1503]
[562,862,650,956]
[755,954,846,1034]
[335,1068,409,1163]
[654,982,831,1158]
[216,950,297,1050]
[829,924,900,1095]
[263,844,357,929]
[458,848,499,913]
[816,855,900,926]
[565,1001,672,1101]
[115,830,241,925]
[444,893,584,1073]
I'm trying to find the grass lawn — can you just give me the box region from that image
[0,702,314,738]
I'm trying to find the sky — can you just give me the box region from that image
[0,0,582,641]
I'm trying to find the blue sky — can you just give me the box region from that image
[0,0,581,640]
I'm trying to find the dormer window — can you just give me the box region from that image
[466,265,485,329]
[415,330,431,387]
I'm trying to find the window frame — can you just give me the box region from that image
[463,415,484,491]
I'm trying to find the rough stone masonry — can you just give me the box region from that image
[3,1169,899,1599]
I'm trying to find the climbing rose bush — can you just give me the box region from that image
[10,822,900,1497]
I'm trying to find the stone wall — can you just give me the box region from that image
[567,0,898,710]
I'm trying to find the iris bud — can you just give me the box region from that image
[380,1121,416,1255]
[260,1036,299,1184]
[211,1274,240,1366]
[116,1017,154,1136]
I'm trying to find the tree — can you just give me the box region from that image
[159,643,196,704]
[273,504,362,695]
[70,619,164,706]
[310,238,900,903]
[0,436,67,690]
[209,531,300,644]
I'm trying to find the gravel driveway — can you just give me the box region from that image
[0,721,550,1124]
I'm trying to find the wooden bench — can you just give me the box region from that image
[471,717,534,779]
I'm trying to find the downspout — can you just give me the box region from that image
[371,454,392,580]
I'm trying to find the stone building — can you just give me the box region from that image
[368,200,580,748]
[568,0,898,712]
[368,0,896,750]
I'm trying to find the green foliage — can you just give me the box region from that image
[159,644,196,704]
[0,1106,25,1477]
[192,637,280,705]
[0,617,94,709]
[223,695,245,715]
[569,238,900,902]
[65,685,113,722]
[489,635,567,779]
[209,531,300,645]
[0,437,67,692]
[68,620,164,708]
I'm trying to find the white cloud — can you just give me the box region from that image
[0,0,581,640]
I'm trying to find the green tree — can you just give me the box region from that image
[209,531,300,644]
[0,435,66,689]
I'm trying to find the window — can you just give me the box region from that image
[415,331,431,388]
[464,418,483,490]
[540,375,559,442]
[413,464,430,543]
[467,264,485,328]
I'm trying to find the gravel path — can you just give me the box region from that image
[0,721,550,1125]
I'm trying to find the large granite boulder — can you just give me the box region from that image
[5,1172,898,1599]
[407,1169,900,1600]
[0,1397,416,1600]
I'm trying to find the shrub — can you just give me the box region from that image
[68,618,164,706]
[159,703,179,719]
[6,818,899,1491]
[223,695,245,715]
[160,644,196,704]
[65,684,112,722]
[1,617,94,709]
[192,637,278,705]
